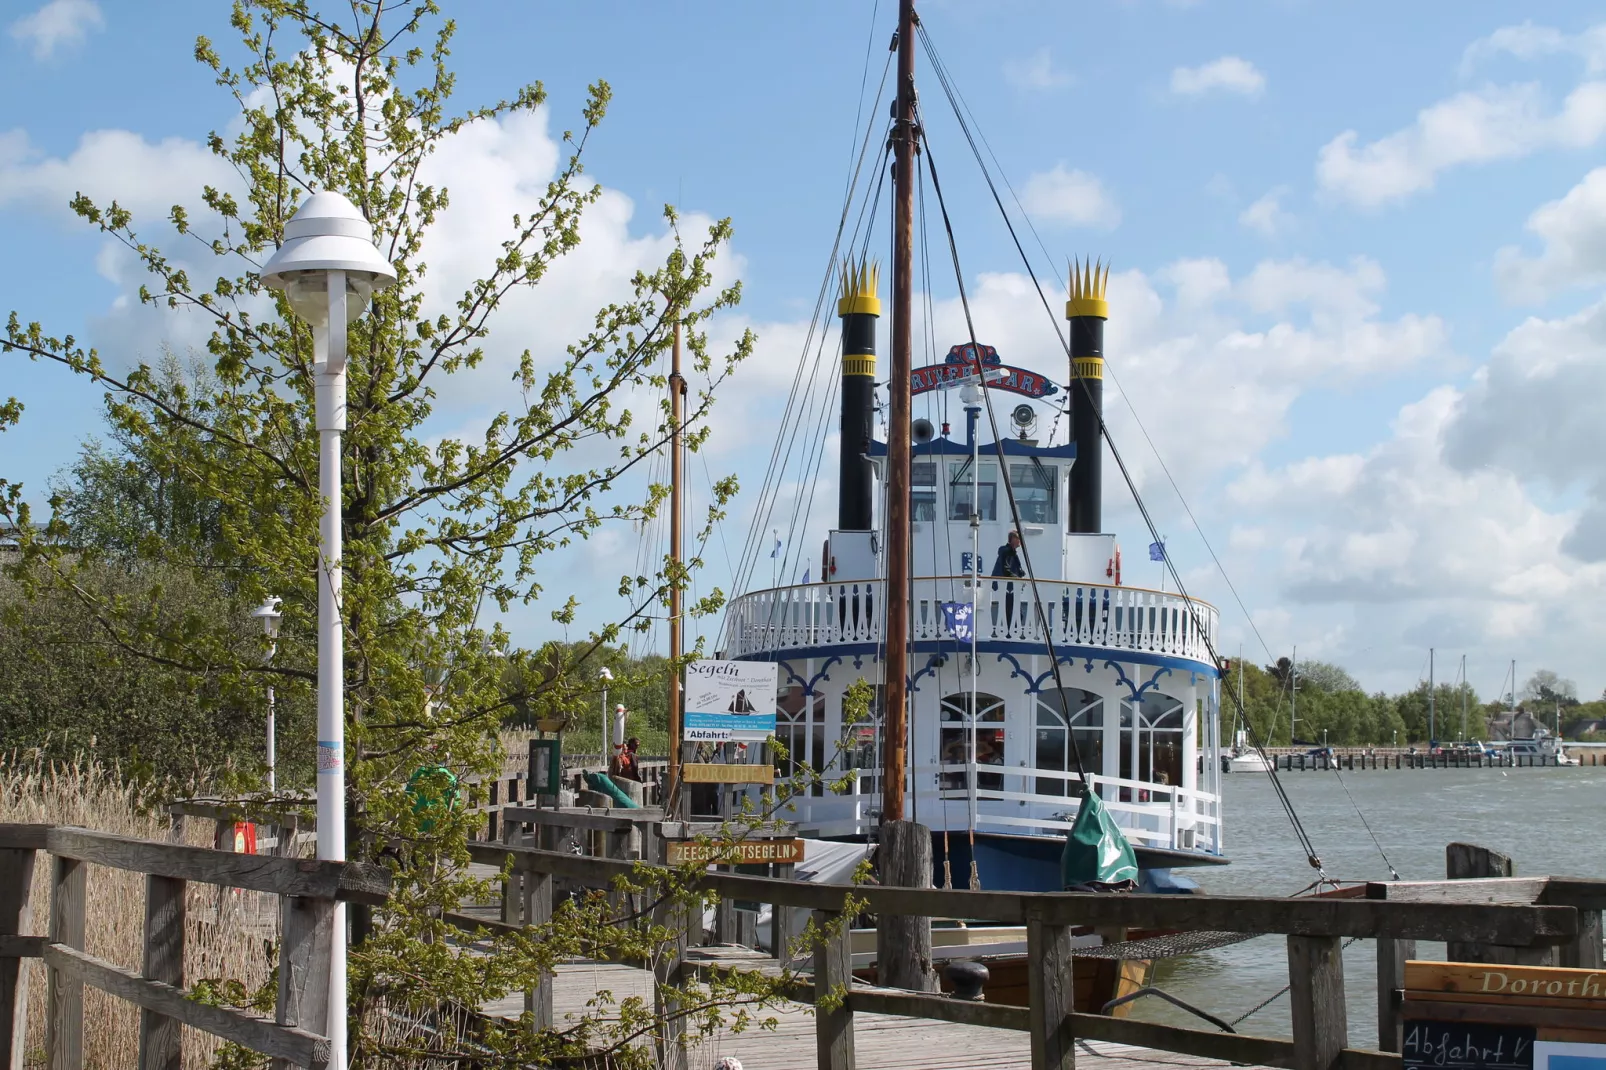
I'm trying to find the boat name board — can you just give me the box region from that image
[682,763,776,785]
[1406,961,1606,1003]
[664,838,804,866]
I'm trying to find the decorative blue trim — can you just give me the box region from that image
[994,652,1087,695]
[908,652,946,694]
[1136,665,1174,700]
[778,660,810,695]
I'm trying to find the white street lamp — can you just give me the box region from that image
[598,666,614,748]
[260,190,394,1069]
[250,596,284,792]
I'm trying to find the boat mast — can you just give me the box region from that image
[1460,653,1467,741]
[883,0,916,829]
[668,316,685,811]
[1428,647,1435,745]
[874,0,935,995]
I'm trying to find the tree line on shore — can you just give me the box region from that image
[1225,658,1604,747]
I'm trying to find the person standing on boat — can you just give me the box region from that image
[992,530,1025,629]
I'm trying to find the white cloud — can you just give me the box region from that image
[1019,165,1120,228]
[1169,56,1265,98]
[1316,81,1606,209]
[1461,21,1606,76]
[1239,187,1293,237]
[1494,166,1606,301]
[9,0,102,60]
[0,127,237,223]
[1005,48,1071,91]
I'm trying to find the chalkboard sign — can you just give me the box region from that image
[1403,1020,1535,1070]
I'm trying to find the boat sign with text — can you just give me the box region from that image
[683,660,777,741]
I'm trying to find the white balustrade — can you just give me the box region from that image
[723,577,1219,664]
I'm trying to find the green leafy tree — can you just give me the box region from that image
[2,1,750,1061]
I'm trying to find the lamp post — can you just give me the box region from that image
[250,596,284,792]
[598,667,614,750]
[260,191,395,1069]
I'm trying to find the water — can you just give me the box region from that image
[1132,765,1606,1043]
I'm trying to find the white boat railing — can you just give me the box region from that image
[781,764,1223,858]
[723,576,1219,662]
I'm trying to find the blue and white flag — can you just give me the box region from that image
[1148,541,1165,562]
[770,531,782,559]
[941,601,975,644]
[800,568,810,584]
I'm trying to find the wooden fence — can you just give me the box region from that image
[0,823,389,1070]
[473,809,1605,1070]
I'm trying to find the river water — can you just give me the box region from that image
[1133,765,1606,1043]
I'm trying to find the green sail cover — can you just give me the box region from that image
[1060,790,1139,889]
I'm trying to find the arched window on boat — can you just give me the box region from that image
[1034,687,1102,796]
[1118,691,1185,803]
[840,683,885,799]
[939,691,1005,791]
[777,683,826,798]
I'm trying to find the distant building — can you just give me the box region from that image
[1487,708,1543,742]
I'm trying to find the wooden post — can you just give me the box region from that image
[137,875,186,1070]
[1445,843,1554,965]
[1560,908,1604,970]
[500,818,524,928]
[272,896,334,1070]
[1288,935,1346,1070]
[771,861,795,966]
[523,849,554,1031]
[652,872,690,1070]
[875,820,934,991]
[1375,935,1414,1053]
[813,908,854,1070]
[1026,908,1076,1070]
[47,855,85,1070]
[0,846,36,1070]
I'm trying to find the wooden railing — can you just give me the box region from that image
[475,810,1604,1070]
[0,823,389,1070]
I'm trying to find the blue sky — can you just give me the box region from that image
[7,0,1606,698]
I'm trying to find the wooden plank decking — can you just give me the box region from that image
[482,958,1274,1070]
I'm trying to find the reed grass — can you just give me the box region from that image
[1,754,271,1069]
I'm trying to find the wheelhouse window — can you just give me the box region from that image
[940,691,1006,791]
[912,461,937,522]
[949,461,998,521]
[1009,462,1058,524]
[1035,687,1102,796]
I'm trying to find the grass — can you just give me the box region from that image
[0,754,272,1070]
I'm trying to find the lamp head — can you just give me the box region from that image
[250,596,283,639]
[259,191,396,324]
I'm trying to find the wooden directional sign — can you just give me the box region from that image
[665,838,805,866]
[682,763,774,785]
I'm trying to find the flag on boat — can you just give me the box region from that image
[1148,540,1165,562]
[770,531,782,558]
[800,568,810,584]
[1060,789,1138,891]
[940,600,975,644]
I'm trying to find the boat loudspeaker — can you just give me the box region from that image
[912,418,935,444]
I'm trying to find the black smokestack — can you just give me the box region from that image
[1067,258,1108,534]
[838,259,880,531]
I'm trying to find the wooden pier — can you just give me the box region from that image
[1236,749,1595,772]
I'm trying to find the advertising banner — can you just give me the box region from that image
[683,660,777,742]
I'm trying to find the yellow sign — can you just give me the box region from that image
[682,763,775,785]
[665,839,805,866]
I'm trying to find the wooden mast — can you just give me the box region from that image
[883,0,915,831]
[875,0,935,994]
[668,317,686,812]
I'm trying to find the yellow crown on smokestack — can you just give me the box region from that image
[1066,257,1110,320]
[838,258,882,317]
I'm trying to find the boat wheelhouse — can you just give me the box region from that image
[721,271,1225,892]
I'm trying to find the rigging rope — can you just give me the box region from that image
[915,25,1331,879]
